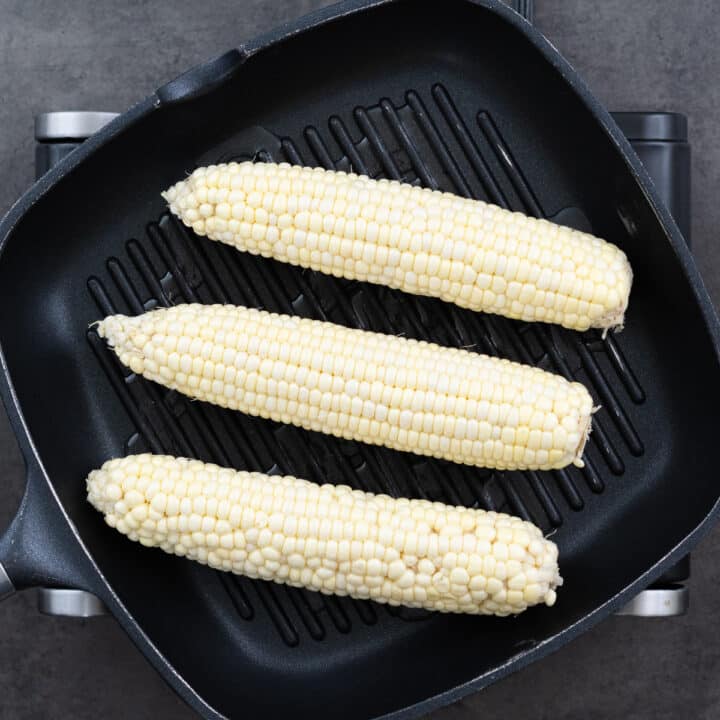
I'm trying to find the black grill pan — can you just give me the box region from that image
[1,1,719,718]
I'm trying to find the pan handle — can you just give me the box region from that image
[0,458,102,600]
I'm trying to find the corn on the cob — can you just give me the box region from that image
[87,454,562,615]
[163,162,632,332]
[98,303,593,471]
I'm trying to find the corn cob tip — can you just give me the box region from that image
[96,314,147,376]
[162,182,184,218]
[96,314,118,347]
[162,169,216,239]
[598,255,633,332]
[87,454,563,615]
[571,406,594,468]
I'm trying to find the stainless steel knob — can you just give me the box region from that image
[37,588,107,618]
[34,111,119,141]
[616,586,689,617]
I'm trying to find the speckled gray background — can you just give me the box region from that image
[0,1,718,718]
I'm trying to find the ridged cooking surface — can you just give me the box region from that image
[87,84,645,646]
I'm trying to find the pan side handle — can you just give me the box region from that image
[22,113,115,616]
[0,459,102,597]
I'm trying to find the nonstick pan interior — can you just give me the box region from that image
[1,1,719,718]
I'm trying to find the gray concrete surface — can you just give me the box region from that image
[0,0,718,717]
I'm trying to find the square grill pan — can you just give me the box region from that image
[1,1,719,718]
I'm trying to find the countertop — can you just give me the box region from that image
[0,1,719,718]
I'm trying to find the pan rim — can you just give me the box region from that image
[0,0,718,718]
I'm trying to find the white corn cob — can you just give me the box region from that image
[98,303,593,471]
[87,454,562,615]
[163,162,633,331]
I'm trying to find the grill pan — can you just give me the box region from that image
[1,0,719,717]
